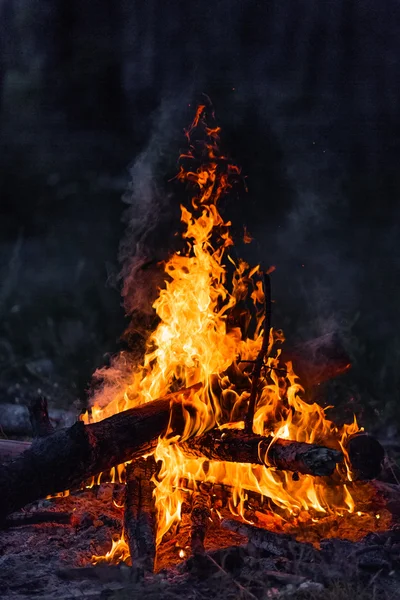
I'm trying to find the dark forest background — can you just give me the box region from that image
[0,0,399,430]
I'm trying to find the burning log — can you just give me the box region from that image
[181,429,343,477]
[124,456,158,574]
[0,402,76,436]
[0,393,384,521]
[0,391,188,521]
[190,487,212,555]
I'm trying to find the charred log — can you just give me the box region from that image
[124,455,158,574]
[0,391,189,521]
[180,429,343,476]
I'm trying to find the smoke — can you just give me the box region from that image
[118,94,190,318]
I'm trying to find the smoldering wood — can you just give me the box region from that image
[0,402,76,436]
[180,429,343,476]
[190,489,211,555]
[124,456,158,574]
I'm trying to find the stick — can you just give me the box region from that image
[245,272,271,434]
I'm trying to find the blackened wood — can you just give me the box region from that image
[29,396,55,437]
[190,489,211,555]
[181,429,343,476]
[347,434,385,481]
[244,273,272,434]
[124,456,158,574]
[0,391,188,520]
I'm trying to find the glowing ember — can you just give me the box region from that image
[83,104,380,562]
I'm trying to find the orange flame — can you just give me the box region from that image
[86,105,366,562]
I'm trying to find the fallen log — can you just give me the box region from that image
[181,429,343,476]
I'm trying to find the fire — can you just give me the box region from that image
[92,531,130,565]
[84,104,366,560]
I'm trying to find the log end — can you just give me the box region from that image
[301,446,343,477]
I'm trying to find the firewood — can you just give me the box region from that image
[124,456,158,574]
[190,488,211,555]
[0,395,384,520]
[0,390,189,521]
[180,429,343,476]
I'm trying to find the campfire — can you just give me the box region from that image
[0,105,393,580]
